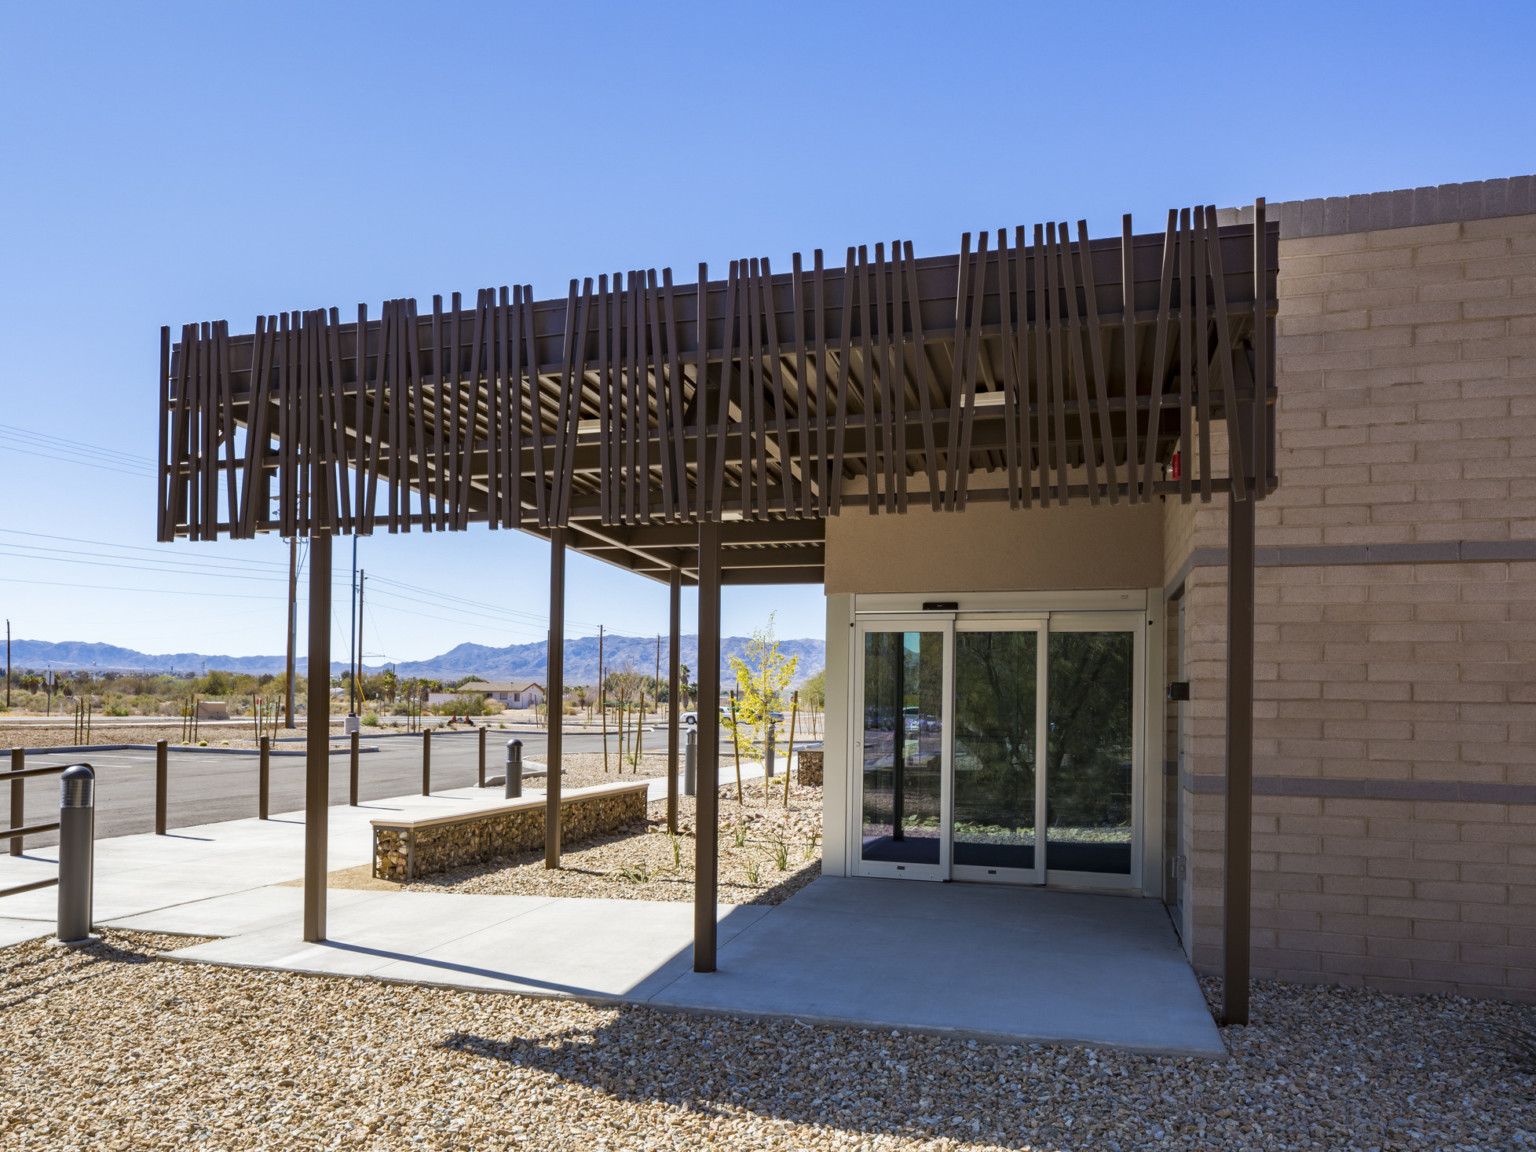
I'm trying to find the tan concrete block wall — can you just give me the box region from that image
[1169,213,1536,999]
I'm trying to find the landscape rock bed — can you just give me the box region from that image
[406,780,824,905]
[2,929,1532,1149]
[375,783,648,881]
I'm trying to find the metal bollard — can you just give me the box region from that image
[684,728,697,796]
[154,739,168,835]
[10,748,24,856]
[259,736,270,819]
[57,764,94,943]
[349,730,360,806]
[478,726,487,788]
[765,718,776,779]
[505,740,522,799]
[421,729,431,796]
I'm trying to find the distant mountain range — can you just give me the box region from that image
[4,635,826,685]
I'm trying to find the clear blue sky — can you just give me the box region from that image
[2,1,1533,664]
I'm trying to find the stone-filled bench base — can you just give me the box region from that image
[797,748,824,786]
[373,781,649,881]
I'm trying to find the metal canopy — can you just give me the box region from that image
[158,203,1278,582]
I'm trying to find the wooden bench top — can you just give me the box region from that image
[370,779,651,833]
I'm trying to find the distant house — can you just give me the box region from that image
[427,681,544,709]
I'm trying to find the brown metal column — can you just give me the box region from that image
[544,527,566,869]
[667,567,681,835]
[694,521,721,972]
[303,530,332,943]
[1222,485,1256,1026]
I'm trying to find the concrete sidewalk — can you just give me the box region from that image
[0,761,1222,1058]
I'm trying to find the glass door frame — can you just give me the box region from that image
[850,614,953,882]
[846,606,1147,892]
[949,615,1048,887]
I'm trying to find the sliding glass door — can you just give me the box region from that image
[852,610,1143,888]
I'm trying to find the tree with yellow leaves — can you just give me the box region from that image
[725,614,799,764]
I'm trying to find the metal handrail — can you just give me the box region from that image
[10,756,70,856]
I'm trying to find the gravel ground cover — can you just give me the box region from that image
[407,780,823,905]
[2,929,1532,1150]
[0,721,343,751]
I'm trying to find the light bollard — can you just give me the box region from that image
[765,718,776,779]
[421,728,431,796]
[349,730,360,806]
[57,764,95,944]
[684,727,696,796]
[258,736,270,819]
[504,739,522,799]
[478,726,487,788]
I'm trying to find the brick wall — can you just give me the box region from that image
[1167,196,1536,1000]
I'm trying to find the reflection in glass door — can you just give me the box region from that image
[1046,630,1136,875]
[858,628,946,878]
[952,626,1042,882]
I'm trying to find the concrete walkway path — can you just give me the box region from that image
[0,764,1222,1058]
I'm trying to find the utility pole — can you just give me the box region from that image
[598,624,606,772]
[348,537,358,717]
[285,537,298,729]
[654,634,662,722]
[356,571,365,710]
[5,619,10,709]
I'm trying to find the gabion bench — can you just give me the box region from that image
[372,780,650,881]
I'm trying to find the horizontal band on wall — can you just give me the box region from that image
[1164,539,1536,602]
[1180,769,1536,806]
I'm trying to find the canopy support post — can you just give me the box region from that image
[694,522,721,972]
[545,527,566,869]
[668,567,682,835]
[303,530,332,943]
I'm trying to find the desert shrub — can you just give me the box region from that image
[105,705,130,717]
[431,694,493,717]
[363,712,380,726]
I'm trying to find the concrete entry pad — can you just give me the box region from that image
[653,877,1224,1058]
[160,875,1221,1058]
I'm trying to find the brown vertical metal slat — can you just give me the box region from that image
[828,247,855,516]
[308,315,335,534]
[694,263,710,520]
[710,262,738,518]
[1076,221,1118,504]
[761,257,793,517]
[872,243,897,513]
[901,241,941,511]
[1252,198,1269,500]
[381,301,398,531]
[457,290,487,528]
[955,232,990,510]
[625,271,640,526]
[647,269,674,522]
[1142,210,1179,499]
[429,296,446,529]
[1044,226,1071,505]
[215,321,239,530]
[1178,209,1194,504]
[481,289,499,530]
[1205,204,1247,502]
[493,286,509,528]
[406,298,430,531]
[596,274,611,524]
[1030,228,1051,508]
[995,229,1021,507]
[170,324,194,536]
[1013,228,1034,510]
[1193,207,1213,503]
[640,270,658,524]
[524,287,548,528]
[1058,223,1102,504]
[191,323,207,538]
[157,326,172,540]
[198,322,214,536]
[363,305,387,534]
[499,286,514,527]
[613,272,628,524]
[942,234,972,509]
[326,308,353,532]
[508,286,526,528]
[812,251,829,516]
[745,258,766,517]
[1121,215,1140,504]
[562,279,593,524]
[791,252,811,518]
[184,321,199,539]
[238,316,271,536]
[550,280,578,524]
[374,303,391,531]
[889,240,909,514]
[394,300,412,530]
[441,293,459,529]
[663,268,688,521]
[274,313,291,537]
[855,245,878,514]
